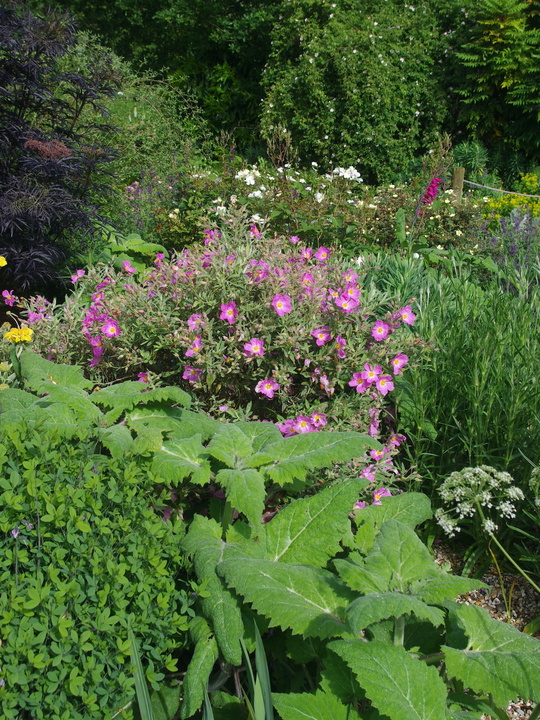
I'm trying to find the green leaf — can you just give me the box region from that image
[128,405,219,439]
[152,435,211,486]
[215,468,266,528]
[443,603,540,706]
[263,432,379,488]
[230,421,283,450]
[207,424,256,466]
[149,683,181,720]
[131,426,164,454]
[412,576,487,605]
[264,479,366,565]
[129,626,155,720]
[217,558,355,639]
[92,382,190,412]
[346,592,445,633]
[98,425,134,459]
[329,639,449,720]
[272,690,361,720]
[181,618,218,720]
[354,493,432,553]
[182,516,246,665]
[20,350,93,391]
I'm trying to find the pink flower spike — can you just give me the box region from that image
[315,246,330,263]
[183,365,203,382]
[272,293,292,316]
[220,301,238,324]
[101,320,121,337]
[122,260,137,275]
[244,338,265,357]
[2,290,16,306]
[398,305,416,325]
[255,378,280,399]
[371,320,391,341]
[391,353,409,375]
[375,375,395,396]
[311,326,331,346]
[372,487,392,505]
[71,269,86,284]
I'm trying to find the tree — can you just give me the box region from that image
[0,2,120,296]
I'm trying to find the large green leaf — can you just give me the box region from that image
[215,468,266,528]
[128,405,219,439]
[272,690,361,720]
[354,493,432,553]
[180,618,218,720]
[206,424,257,467]
[182,516,246,665]
[231,421,283,450]
[217,558,355,639]
[263,432,379,488]
[443,603,540,706]
[20,350,93,391]
[91,382,190,411]
[152,435,211,485]
[329,639,449,720]
[264,479,366,566]
[98,425,134,459]
[346,592,445,633]
[411,576,487,605]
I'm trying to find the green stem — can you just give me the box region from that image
[221,500,234,536]
[476,503,540,594]
[393,615,405,646]
[418,652,445,665]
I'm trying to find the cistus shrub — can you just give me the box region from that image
[21,205,423,440]
[0,421,188,720]
[0,4,120,297]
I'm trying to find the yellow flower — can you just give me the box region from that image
[0,256,6,267]
[4,327,33,343]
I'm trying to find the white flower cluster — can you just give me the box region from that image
[436,465,525,537]
[331,166,363,182]
[235,166,261,186]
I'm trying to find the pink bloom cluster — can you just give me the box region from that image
[277,411,327,437]
[421,177,443,206]
[354,487,392,510]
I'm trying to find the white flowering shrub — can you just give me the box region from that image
[435,465,525,539]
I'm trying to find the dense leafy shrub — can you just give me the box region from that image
[0,4,119,296]
[0,355,191,719]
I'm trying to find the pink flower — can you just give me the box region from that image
[183,365,203,382]
[2,290,16,306]
[255,378,280,398]
[70,269,86,284]
[154,253,165,265]
[289,235,301,244]
[372,487,392,505]
[101,320,121,337]
[311,326,331,346]
[370,448,390,462]
[95,278,113,291]
[391,353,409,374]
[349,373,369,393]
[220,301,238,324]
[397,306,416,325]
[272,294,292,316]
[187,313,204,331]
[122,260,137,274]
[360,363,383,384]
[354,501,367,510]
[244,338,265,357]
[388,433,406,448]
[318,373,334,395]
[371,320,390,341]
[277,418,297,437]
[91,291,105,305]
[246,260,269,283]
[88,335,104,367]
[311,411,327,428]
[301,247,313,260]
[314,246,330,263]
[343,284,360,302]
[185,335,203,357]
[342,269,358,283]
[361,466,376,482]
[250,224,261,238]
[335,295,359,313]
[292,415,314,434]
[301,272,314,287]
[335,335,346,359]
[375,375,395,396]
[27,312,44,323]
[138,372,149,383]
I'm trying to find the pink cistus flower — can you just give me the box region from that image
[255,378,280,398]
[272,294,292,316]
[122,260,137,275]
[360,363,383,384]
[70,269,85,284]
[187,313,204,331]
[137,372,149,383]
[101,320,121,338]
[250,224,261,238]
[292,415,314,434]
[354,501,367,510]
[372,487,392,505]
[335,335,346,359]
[310,411,327,428]
[244,338,265,357]
[335,295,359,313]
[397,305,416,326]
[348,373,369,393]
[2,290,16,306]
[371,320,391,341]
[314,246,330,263]
[311,326,331,346]
[246,260,269,283]
[183,365,203,382]
[220,301,238,324]
[289,235,301,244]
[375,375,395,396]
[301,272,314,287]
[185,335,203,357]
[391,353,409,374]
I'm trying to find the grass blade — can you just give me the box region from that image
[253,622,274,720]
[128,625,155,720]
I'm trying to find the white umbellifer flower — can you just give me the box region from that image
[248,190,263,199]
[483,519,498,535]
[498,501,516,518]
[507,486,525,500]
[314,192,325,203]
[235,166,261,185]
